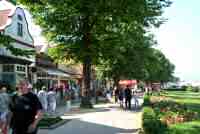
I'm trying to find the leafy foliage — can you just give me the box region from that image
[18,0,172,103]
[144,48,176,83]
[142,92,200,134]
[96,41,176,84]
[0,34,34,57]
[143,107,168,134]
[18,0,170,61]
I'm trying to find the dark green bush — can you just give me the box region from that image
[143,107,168,134]
[143,95,151,107]
[192,87,200,92]
[185,86,200,92]
[38,117,63,127]
[164,88,186,91]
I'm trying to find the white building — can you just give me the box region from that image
[0,0,35,87]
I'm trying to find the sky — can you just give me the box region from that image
[154,0,200,82]
[24,10,47,46]
[25,0,200,82]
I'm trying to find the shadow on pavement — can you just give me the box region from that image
[65,103,142,116]
[48,118,140,134]
[64,107,111,116]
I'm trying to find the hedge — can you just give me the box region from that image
[142,107,168,134]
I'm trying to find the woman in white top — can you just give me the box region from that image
[47,88,57,114]
[37,87,48,112]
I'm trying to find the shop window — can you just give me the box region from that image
[17,14,23,21]
[2,73,15,86]
[16,65,26,72]
[16,73,26,81]
[17,23,23,37]
[2,65,14,72]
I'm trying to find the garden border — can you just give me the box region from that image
[39,119,72,129]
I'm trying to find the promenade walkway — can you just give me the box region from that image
[38,98,143,134]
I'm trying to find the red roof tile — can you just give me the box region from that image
[0,9,12,30]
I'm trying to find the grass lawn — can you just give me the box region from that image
[162,91,200,134]
[169,121,200,134]
[163,91,200,115]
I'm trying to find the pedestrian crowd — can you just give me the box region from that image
[114,85,139,110]
[37,86,57,114]
[0,79,43,134]
[0,78,76,134]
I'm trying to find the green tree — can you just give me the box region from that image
[144,48,176,87]
[96,32,156,88]
[18,0,171,108]
[10,0,17,5]
[97,39,176,89]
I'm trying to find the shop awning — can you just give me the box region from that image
[0,55,32,65]
[119,80,137,85]
[38,67,70,78]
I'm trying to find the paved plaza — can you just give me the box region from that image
[38,98,143,134]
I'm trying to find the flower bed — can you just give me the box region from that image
[142,93,200,134]
[154,97,197,124]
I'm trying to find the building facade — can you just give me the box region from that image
[0,0,35,88]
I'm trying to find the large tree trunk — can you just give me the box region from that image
[80,57,93,108]
[80,18,93,108]
[113,78,120,90]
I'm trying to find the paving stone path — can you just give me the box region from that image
[38,98,143,134]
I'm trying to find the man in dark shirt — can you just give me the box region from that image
[114,88,119,103]
[9,80,43,134]
[124,85,132,109]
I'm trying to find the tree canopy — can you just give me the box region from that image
[96,35,176,86]
[144,48,176,83]
[18,0,172,107]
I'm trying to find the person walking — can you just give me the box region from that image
[114,88,119,103]
[124,85,132,110]
[47,88,57,115]
[106,89,112,103]
[118,89,124,108]
[132,90,139,109]
[0,86,10,134]
[37,86,48,112]
[9,80,43,134]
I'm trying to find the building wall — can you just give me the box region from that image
[0,42,35,62]
[2,7,35,62]
[0,64,2,81]
[5,7,34,45]
[0,6,35,87]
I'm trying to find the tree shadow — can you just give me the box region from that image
[64,107,112,116]
[48,118,140,134]
[62,98,143,116]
